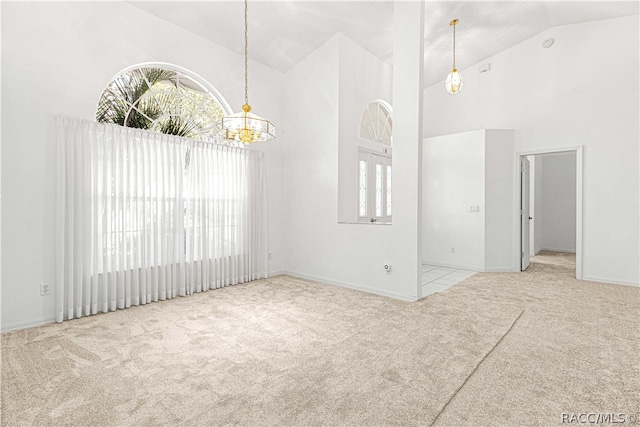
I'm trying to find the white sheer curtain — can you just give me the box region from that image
[56,116,268,323]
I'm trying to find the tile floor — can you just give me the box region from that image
[421,264,476,297]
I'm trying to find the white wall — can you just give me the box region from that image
[422,130,485,270]
[388,1,425,298]
[484,130,516,271]
[1,2,285,330]
[538,153,577,253]
[282,26,423,300]
[423,16,639,286]
[421,129,514,271]
[337,35,393,223]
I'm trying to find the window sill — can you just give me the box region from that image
[338,221,392,226]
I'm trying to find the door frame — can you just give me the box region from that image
[520,156,531,271]
[357,148,392,224]
[514,146,583,279]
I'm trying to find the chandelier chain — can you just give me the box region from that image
[244,0,249,106]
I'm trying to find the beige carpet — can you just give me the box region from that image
[1,251,638,426]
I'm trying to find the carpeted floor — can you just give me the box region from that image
[1,251,638,426]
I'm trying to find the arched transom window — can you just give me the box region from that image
[358,99,393,147]
[96,63,233,143]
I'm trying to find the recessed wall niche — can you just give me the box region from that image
[336,37,393,224]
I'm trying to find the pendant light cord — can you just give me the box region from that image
[244,0,249,106]
[452,21,456,70]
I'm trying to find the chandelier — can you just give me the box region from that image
[221,0,275,143]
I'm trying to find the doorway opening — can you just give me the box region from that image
[517,147,583,279]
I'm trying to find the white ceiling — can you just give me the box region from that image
[129,1,639,88]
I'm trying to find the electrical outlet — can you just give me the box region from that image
[469,205,480,213]
[451,247,455,254]
[40,282,51,296]
[268,252,272,260]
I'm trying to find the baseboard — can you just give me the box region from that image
[282,271,418,302]
[268,270,285,277]
[581,276,639,288]
[1,316,57,333]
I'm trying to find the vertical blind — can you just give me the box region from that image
[55,116,268,323]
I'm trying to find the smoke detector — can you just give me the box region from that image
[542,38,555,48]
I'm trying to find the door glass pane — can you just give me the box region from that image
[386,165,392,216]
[375,164,383,217]
[359,160,367,217]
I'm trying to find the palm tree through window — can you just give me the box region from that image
[96,64,232,143]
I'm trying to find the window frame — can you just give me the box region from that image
[358,99,393,147]
[96,62,234,144]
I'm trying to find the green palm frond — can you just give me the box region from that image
[96,68,177,128]
[157,116,200,138]
[96,66,227,143]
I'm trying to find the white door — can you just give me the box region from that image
[521,156,531,270]
[358,151,392,223]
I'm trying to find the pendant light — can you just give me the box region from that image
[444,19,463,95]
[221,0,275,143]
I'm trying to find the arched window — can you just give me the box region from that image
[358,99,393,147]
[96,63,233,144]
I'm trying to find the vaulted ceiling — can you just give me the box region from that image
[129,1,639,88]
